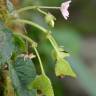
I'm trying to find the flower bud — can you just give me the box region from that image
[45,13,56,27]
[60,0,71,20]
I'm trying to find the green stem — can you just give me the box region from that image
[39,6,60,9]
[49,35,59,48]
[17,6,36,13]
[37,8,47,15]
[13,32,35,45]
[34,48,45,75]
[13,32,45,75]
[17,6,60,13]
[15,19,47,34]
[15,19,60,57]
[47,34,60,56]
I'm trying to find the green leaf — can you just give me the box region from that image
[14,35,27,54]
[52,47,70,60]
[0,21,15,65]
[55,58,76,78]
[58,47,70,58]
[9,57,37,96]
[28,74,54,96]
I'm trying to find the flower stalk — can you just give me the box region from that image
[17,6,60,13]
[17,0,71,20]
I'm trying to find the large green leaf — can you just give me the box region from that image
[28,74,54,96]
[55,58,76,78]
[9,57,37,96]
[0,22,15,65]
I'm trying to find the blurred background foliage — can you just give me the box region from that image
[11,0,96,96]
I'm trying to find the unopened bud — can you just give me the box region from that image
[45,13,56,27]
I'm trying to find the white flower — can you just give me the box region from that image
[60,0,71,20]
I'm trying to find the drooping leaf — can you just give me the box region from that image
[9,57,37,96]
[0,21,15,65]
[55,58,76,78]
[28,74,54,96]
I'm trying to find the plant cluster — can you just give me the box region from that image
[0,0,76,96]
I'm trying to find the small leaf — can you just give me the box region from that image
[55,58,76,78]
[9,57,37,96]
[58,47,70,58]
[59,51,69,59]
[52,48,69,60]
[28,74,54,96]
[0,21,15,65]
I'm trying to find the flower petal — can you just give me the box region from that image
[60,0,71,20]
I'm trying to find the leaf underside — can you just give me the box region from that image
[9,57,37,96]
[0,21,15,65]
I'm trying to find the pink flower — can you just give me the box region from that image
[60,0,71,20]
